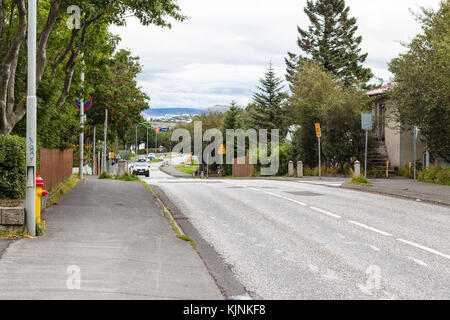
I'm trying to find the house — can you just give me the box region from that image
[367,82,426,170]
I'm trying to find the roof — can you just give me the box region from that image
[367,82,398,97]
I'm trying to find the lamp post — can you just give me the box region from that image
[136,122,150,158]
[26,0,37,236]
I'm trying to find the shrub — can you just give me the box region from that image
[0,135,26,199]
[98,172,113,179]
[418,166,450,185]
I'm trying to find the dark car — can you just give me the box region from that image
[133,162,149,177]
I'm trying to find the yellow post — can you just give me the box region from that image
[386,160,389,178]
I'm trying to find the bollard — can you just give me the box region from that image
[354,161,361,178]
[297,161,303,178]
[288,161,294,177]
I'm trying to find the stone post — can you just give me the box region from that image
[354,161,361,178]
[297,161,303,178]
[118,160,127,176]
[288,161,294,177]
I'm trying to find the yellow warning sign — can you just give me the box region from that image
[218,144,226,155]
[315,123,321,138]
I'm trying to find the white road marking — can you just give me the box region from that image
[308,264,319,273]
[348,221,392,236]
[407,257,428,267]
[264,192,307,206]
[310,207,342,219]
[367,244,381,252]
[397,239,450,260]
[248,187,260,192]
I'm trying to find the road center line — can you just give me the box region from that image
[310,207,342,219]
[264,192,307,206]
[348,220,392,236]
[397,239,450,260]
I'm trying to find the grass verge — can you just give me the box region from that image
[348,176,374,187]
[174,166,199,175]
[140,180,196,247]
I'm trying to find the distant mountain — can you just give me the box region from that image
[207,105,230,114]
[143,108,207,116]
[143,106,233,117]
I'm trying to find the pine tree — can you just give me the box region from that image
[285,0,372,87]
[248,63,288,134]
[222,101,243,131]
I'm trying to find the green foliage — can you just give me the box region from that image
[98,172,113,179]
[288,61,369,169]
[351,176,373,186]
[0,135,26,199]
[418,166,450,185]
[389,1,450,160]
[286,0,372,87]
[247,63,288,135]
[119,150,132,160]
[116,173,140,181]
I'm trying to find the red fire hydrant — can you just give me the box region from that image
[36,173,48,225]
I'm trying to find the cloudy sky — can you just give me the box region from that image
[111,0,441,109]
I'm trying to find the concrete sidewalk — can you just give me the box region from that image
[342,177,450,206]
[0,177,222,299]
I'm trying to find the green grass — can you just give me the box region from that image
[418,166,450,185]
[115,173,140,181]
[174,166,199,175]
[150,159,163,163]
[0,226,29,239]
[98,172,113,179]
[349,176,374,187]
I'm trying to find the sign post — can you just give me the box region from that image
[104,109,108,173]
[315,124,321,178]
[361,113,373,178]
[414,126,419,182]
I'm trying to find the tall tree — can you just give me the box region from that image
[87,49,150,145]
[247,63,287,135]
[389,0,450,161]
[0,0,187,135]
[288,61,369,168]
[285,0,372,87]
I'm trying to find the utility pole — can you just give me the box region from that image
[26,0,37,236]
[79,67,84,179]
[364,130,368,178]
[414,126,419,182]
[93,126,96,175]
[104,109,108,173]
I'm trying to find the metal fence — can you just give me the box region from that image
[232,156,254,177]
[39,148,73,190]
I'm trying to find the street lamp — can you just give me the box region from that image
[26,0,37,236]
[136,122,151,158]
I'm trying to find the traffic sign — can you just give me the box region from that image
[74,95,92,111]
[361,113,372,131]
[218,144,226,155]
[315,123,321,138]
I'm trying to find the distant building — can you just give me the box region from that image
[367,82,426,169]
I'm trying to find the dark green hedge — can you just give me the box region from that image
[0,135,26,199]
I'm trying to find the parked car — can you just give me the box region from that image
[138,155,146,162]
[133,162,150,177]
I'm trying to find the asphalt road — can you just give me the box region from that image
[144,159,450,300]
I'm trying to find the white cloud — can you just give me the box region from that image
[110,0,442,109]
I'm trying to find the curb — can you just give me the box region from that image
[146,183,252,300]
[341,183,450,207]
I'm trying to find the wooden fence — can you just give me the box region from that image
[232,156,254,177]
[39,148,73,190]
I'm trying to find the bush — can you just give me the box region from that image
[418,166,450,185]
[98,172,113,179]
[351,176,373,186]
[0,135,26,199]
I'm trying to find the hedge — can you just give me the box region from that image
[0,135,26,199]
